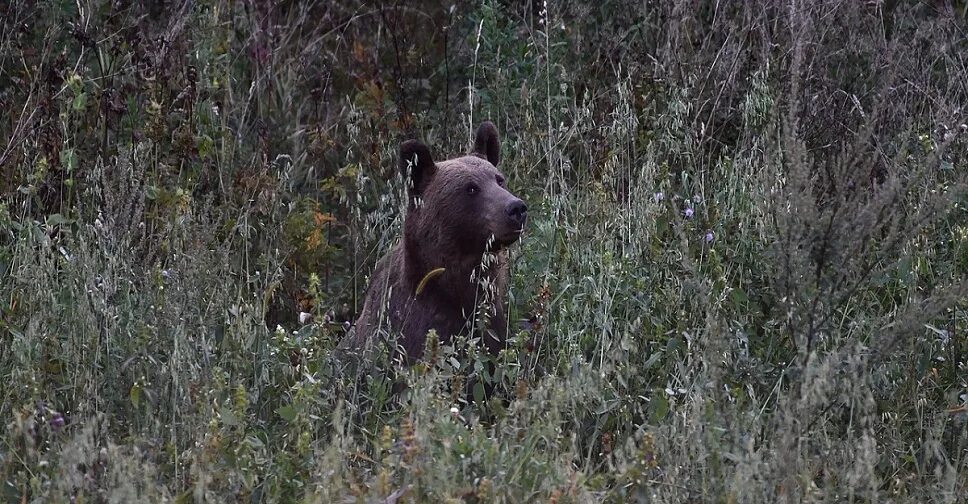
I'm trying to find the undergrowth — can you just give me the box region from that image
[1,1,966,502]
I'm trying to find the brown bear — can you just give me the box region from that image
[341,122,527,361]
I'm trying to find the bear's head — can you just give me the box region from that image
[400,122,527,259]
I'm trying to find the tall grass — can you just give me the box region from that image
[1,0,966,502]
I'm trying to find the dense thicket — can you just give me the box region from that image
[1,1,966,501]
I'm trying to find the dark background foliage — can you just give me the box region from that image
[1,1,966,501]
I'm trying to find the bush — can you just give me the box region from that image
[1,0,966,501]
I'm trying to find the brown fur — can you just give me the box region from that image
[341,122,526,361]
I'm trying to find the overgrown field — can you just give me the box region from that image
[1,1,967,502]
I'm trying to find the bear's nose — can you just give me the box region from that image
[506,199,528,226]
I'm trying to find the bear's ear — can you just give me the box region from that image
[472,121,501,166]
[400,139,436,197]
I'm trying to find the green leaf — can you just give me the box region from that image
[730,287,749,309]
[72,92,88,111]
[666,335,683,354]
[650,393,669,422]
[276,405,297,422]
[130,382,142,407]
[220,407,240,427]
[642,351,662,371]
[45,213,74,226]
[196,134,214,158]
[175,490,193,504]
[655,213,671,237]
[59,148,77,172]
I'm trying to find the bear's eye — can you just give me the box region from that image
[466,184,480,195]
[496,175,506,186]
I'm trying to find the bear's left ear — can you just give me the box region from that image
[472,121,501,166]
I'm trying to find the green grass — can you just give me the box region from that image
[1,1,967,502]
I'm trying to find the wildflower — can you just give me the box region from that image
[683,207,694,219]
[298,312,312,324]
[653,192,664,203]
[693,194,703,204]
[50,413,65,429]
[704,230,714,243]
[450,406,460,418]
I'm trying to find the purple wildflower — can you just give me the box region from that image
[704,230,714,243]
[50,413,65,429]
[683,207,694,219]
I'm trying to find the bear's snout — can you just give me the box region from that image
[505,199,528,228]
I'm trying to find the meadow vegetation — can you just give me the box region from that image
[1,1,967,502]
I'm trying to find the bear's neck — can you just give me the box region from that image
[401,228,491,312]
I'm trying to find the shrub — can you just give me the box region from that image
[1,0,965,501]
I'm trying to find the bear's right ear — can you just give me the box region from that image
[400,139,436,198]
[472,121,501,166]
